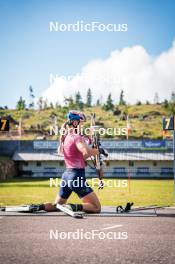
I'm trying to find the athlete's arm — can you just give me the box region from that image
[76,140,99,159]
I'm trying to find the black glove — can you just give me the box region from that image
[99,148,108,157]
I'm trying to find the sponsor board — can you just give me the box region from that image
[142,140,166,150]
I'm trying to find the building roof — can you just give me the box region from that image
[109,152,173,161]
[12,151,173,161]
[13,152,63,161]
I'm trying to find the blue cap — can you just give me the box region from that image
[67,112,82,121]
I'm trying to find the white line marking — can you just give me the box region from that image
[100,224,123,230]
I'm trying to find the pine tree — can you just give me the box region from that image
[75,91,84,110]
[96,99,100,106]
[37,97,43,110]
[154,92,159,104]
[55,101,60,108]
[75,91,81,105]
[64,96,75,109]
[86,88,92,107]
[171,92,175,103]
[16,96,26,110]
[119,90,126,105]
[50,102,54,109]
[43,99,48,109]
[29,85,35,108]
[163,99,169,108]
[103,93,114,111]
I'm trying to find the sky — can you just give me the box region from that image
[0,0,175,108]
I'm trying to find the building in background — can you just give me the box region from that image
[0,140,172,179]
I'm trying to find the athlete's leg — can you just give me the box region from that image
[44,169,73,212]
[81,191,101,213]
[54,194,67,204]
[70,169,101,213]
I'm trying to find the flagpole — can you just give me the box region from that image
[126,115,131,193]
[173,130,175,201]
[18,117,22,138]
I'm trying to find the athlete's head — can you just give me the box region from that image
[67,110,86,128]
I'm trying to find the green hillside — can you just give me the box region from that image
[0,103,174,140]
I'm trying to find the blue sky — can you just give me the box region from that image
[0,0,175,107]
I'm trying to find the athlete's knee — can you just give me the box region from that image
[92,203,101,213]
[96,204,101,213]
[55,196,67,205]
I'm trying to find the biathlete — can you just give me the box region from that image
[38,110,106,213]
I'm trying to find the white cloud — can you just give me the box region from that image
[42,41,175,104]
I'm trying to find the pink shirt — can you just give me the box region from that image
[63,134,85,168]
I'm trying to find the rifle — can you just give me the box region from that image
[90,113,107,190]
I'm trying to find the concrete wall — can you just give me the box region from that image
[0,159,17,180]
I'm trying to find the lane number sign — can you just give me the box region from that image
[162,116,175,131]
[0,119,10,131]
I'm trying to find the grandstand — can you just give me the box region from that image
[0,139,173,179]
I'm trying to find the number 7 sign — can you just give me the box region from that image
[0,119,10,131]
[162,116,174,131]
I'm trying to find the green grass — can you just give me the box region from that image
[0,178,174,206]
